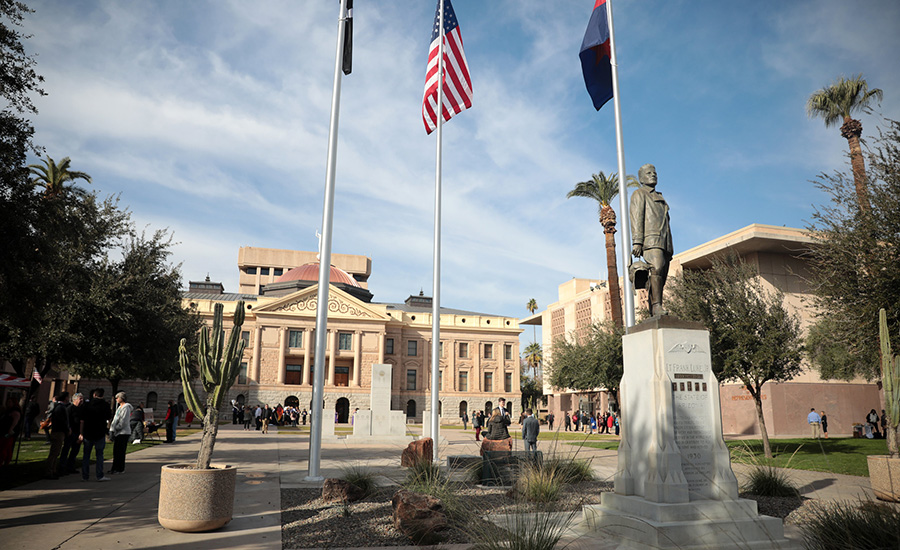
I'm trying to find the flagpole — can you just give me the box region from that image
[606,0,635,328]
[306,0,349,482]
[429,0,445,464]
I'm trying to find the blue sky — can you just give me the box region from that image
[23,1,900,343]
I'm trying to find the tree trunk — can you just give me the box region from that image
[196,394,220,469]
[753,392,773,459]
[601,206,623,328]
[842,116,871,213]
[888,423,898,458]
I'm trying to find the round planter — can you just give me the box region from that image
[158,463,237,532]
[867,455,900,502]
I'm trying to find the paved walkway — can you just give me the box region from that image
[0,424,878,550]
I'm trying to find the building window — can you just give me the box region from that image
[335,366,350,387]
[286,364,303,385]
[274,268,283,276]
[289,330,303,348]
[458,371,468,392]
[438,370,443,391]
[484,372,493,393]
[504,343,513,360]
[408,340,418,357]
[439,341,444,356]
[246,267,257,275]
[504,372,512,393]
[484,344,493,359]
[339,333,352,351]
[241,331,250,347]
[238,362,248,384]
[459,342,468,358]
[407,369,417,390]
[386,338,394,355]
[260,267,270,276]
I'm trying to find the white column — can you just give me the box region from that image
[251,326,262,382]
[303,329,312,385]
[327,330,337,386]
[353,331,362,386]
[277,328,286,385]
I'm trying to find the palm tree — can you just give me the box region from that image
[567,171,638,327]
[28,155,92,199]
[526,298,538,343]
[524,342,542,380]
[807,74,882,212]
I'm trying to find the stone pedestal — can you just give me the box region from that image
[346,364,413,443]
[583,317,796,549]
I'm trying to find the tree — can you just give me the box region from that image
[667,255,803,459]
[28,155,92,199]
[526,298,538,343]
[567,172,638,327]
[806,119,900,381]
[65,229,203,398]
[807,74,883,212]
[523,342,542,379]
[547,320,625,397]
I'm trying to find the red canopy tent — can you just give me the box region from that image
[0,374,30,388]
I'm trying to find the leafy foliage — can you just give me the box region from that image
[806,74,883,128]
[806,120,900,380]
[546,320,624,393]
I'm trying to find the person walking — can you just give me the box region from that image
[108,392,133,474]
[547,412,555,431]
[130,402,145,444]
[564,412,571,432]
[80,389,112,482]
[461,411,468,430]
[46,392,70,479]
[522,409,540,452]
[473,410,483,441]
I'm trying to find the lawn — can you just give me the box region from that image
[1,426,202,492]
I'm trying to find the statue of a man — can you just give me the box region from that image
[630,164,673,317]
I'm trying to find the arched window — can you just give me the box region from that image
[459,401,468,418]
[335,397,350,423]
[284,395,299,408]
[406,399,417,420]
[146,391,158,410]
[485,401,493,415]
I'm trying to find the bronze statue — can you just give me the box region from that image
[630,164,673,317]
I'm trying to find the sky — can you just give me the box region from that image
[21,0,900,348]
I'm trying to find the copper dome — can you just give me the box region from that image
[274,262,361,288]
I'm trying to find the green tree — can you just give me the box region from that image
[526,298,538,343]
[667,255,803,459]
[523,342,542,379]
[547,320,624,396]
[66,229,202,398]
[520,375,543,415]
[567,172,638,327]
[806,119,900,380]
[28,155,92,199]
[807,74,883,212]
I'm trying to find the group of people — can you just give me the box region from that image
[563,409,619,435]
[236,403,309,432]
[460,398,541,452]
[807,407,889,439]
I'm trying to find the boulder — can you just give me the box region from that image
[401,437,433,467]
[480,437,512,456]
[391,489,447,544]
[321,478,365,503]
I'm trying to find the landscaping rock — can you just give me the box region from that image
[391,489,447,544]
[401,437,433,467]
[479,437,512,456]
[321,478,365,503]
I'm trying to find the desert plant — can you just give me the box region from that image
[879,308,899,456]
[179,301,247,469]
[801,500,900,550]
[341,465,376,496]
[542,455,594,484]
[514,461,565,503]
[733,443,801,498]
[472,506,579,550]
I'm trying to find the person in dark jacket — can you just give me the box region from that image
[522,409,540,452]
[46,392,70,479]
[59,393,84,475]
[482,408,511,441]
[164,401,176,443]
[79,389,112,481]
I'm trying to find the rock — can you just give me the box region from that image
[401,437,433,467]
[480,437,512,456]
[321,478,365,503]
[391,489,447,544]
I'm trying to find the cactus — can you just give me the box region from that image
[179,301,247,469]
[879,308,899,457]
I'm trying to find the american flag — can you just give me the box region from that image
[32,369,42,383]
[422,0,472,135]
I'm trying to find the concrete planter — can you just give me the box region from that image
[158,463,237,532]
[867,455,900,502]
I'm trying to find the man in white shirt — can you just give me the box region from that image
[807,408,821,438]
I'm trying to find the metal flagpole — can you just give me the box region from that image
[306,0,349,481]
[606,0,635,328]
[430,0,445,464]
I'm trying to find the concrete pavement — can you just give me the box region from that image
[0,424,878,550]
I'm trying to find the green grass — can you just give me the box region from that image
[1,427,202,491]
[726,438,888,477]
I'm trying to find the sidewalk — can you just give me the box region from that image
[0,424,878,550]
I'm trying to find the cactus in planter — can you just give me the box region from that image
[880,308,899,457]
[179,301,247,469]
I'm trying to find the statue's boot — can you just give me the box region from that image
[649,275,666,316]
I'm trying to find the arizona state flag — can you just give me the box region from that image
[579,0,613,110]
[342,0,353,75]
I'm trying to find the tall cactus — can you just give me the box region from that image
[879,308,899,457]
[179,301,247,469]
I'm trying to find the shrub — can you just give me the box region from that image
[402,459,466,521]
[341,465,375,496]
[514,461,564,503]
[801,500,900,550]
[733,443,801,497]
[472,506,578,550]
[542,456,594,483]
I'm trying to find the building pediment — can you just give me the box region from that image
[253,284,389,321]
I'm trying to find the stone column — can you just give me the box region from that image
[251,326,262,382]
[303,329,312,385]
[277,327,286,385]
[377,331,385,365]
[353,331,362,387]
[449,339,457,391]
[327,330,336,386]
[474,341,482,391]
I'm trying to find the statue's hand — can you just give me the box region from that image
[632,244,643,257]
